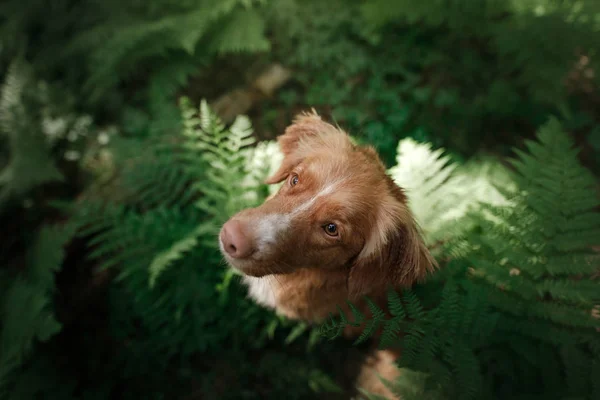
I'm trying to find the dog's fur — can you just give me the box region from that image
[219,111,437,398]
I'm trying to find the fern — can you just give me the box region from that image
[324,278,493,400]
[145,98,279,284]
[148,224,213,287]
[65,100,301,368]
[355,298,387,345]
[0,60,62,205]
[325,117,600,399]
[70,204,254,357]
[361,1,599,103]
[0,224,75,392]
[108,137,199,210]
[57,0,271,100]
[468,118,600,327]
[182,97,260,225]
[208,8,271,54]
[76,98,280,287]
[389,138,513,245]
[389,139,460,239]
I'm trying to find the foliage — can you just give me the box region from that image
[0,60,63,205]
[0,0,271,101]
[145,97,280,286]
[0,1,599,398]
[0,59,100,396]
[72,99,308,354]
[0,224,76,393]
[389,138,514,246]
[0,99,343,399]
[321,118,600,399]
[265,0,600,166]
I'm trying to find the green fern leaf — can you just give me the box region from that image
[319,313,345,341]
[284,322,308,345]
[402,290,424,320]
[148,224,213,287]
[389,138,512,244]
[0,224,75,386]
[387,289,406,318]
[354,298,386,345]
[346,300,367,326]
[208,8,270,54]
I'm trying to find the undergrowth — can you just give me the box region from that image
[321,117,600,400]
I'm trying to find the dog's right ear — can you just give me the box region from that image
[265,110,350,184]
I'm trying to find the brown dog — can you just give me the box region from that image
[219,111,437,398]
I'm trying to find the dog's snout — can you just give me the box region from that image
[220,220,253,259]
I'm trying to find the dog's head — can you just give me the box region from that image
[219,111,436,298]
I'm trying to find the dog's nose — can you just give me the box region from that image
[220,220,253,258]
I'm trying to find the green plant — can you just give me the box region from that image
[389,138,514,246]
[1,0,271,99]
[0,60,63,205]
[266,0,600,165]
[0,99,344,399]
[1,1,599,397]
[0,224,76,393]
[70,98,312,355]
[321,118,600,400]
[0,58,104,396]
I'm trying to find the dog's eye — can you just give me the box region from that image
[324,223,338,236]
[290,174,299,186]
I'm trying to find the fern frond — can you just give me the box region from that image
[318,312,346,341]
[148,223,213,288]
[355,298,386,345]
[208,8,270,54]
[112,138,199,209]
[0,280,62,375]
[284,322,308,345]
[187,99,256,219]
[487,290,600,330]
[77,205,199,277]
[401,290,425,320]
[346,300,367,326]
[60,0,270,99]
[387,289,406,318]
[140,99,279,283]
[325,115,598,399]
[0,224,75,387]
[389,138,512,244]
[379,316,404,349]
[448,341,482,400]
[389,138,459,241]
[461,117,600,342]
[561,344,594,398]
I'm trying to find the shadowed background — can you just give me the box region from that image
[0,1,599,399]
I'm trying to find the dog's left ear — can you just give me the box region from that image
[265,110,350,184]
[348,178,437,299]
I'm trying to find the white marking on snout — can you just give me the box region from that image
[254,180,344,252]
[255,213,292,252]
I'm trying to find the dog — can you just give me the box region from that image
[219,111,437,398]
